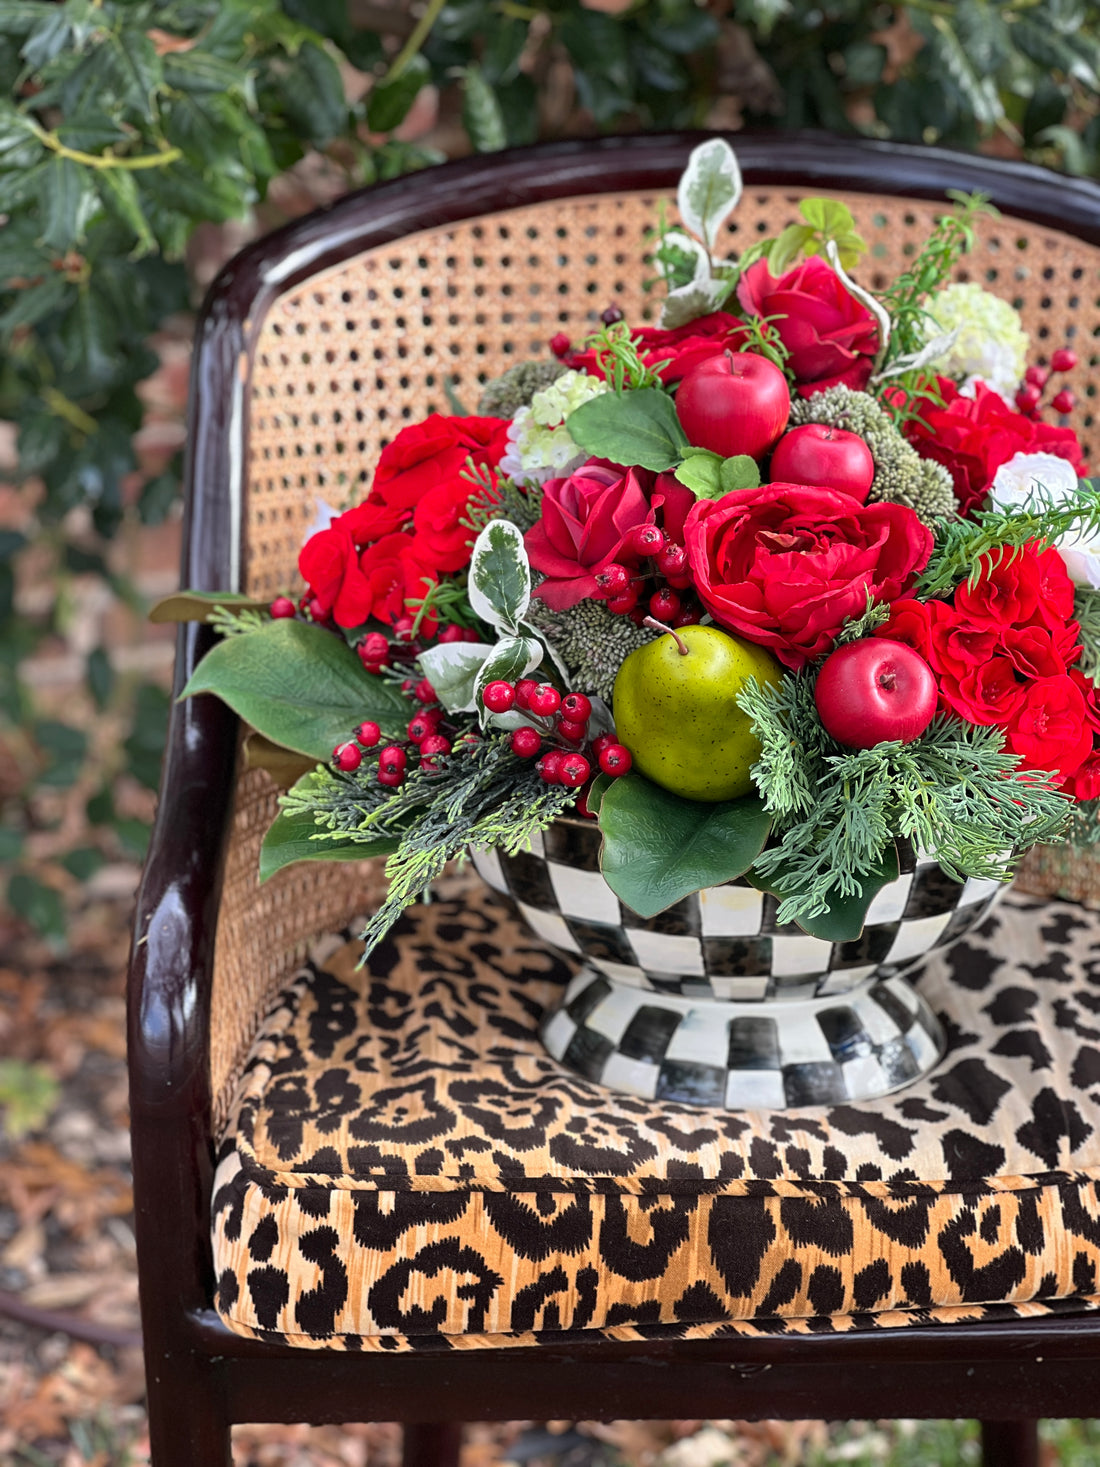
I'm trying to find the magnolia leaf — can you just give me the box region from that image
[586,693,615,738]
[474,635,543,720]
[467,519,531,634]
[180,618,408,759]
[825,239,891,366]
[598,774,771,918]
[748,843,900,942]
[243,732,319,790]
[149,589,272,623]
[567,388,688,472]
[719,455,761,494]
[585,772,614,816]
[417,640,495,713]
[677,137,742,251]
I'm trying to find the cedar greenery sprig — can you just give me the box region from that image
[916,480,1100,598]
[1074,585,1100,686]
[738,674,1071,925]
[280,732,576,959]
[206,605,270,637]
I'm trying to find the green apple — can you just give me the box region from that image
[612,625,782,802]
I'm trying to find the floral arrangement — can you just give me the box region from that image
[167,139,1100,952]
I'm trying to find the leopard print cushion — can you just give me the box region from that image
[211,875,1100,1350]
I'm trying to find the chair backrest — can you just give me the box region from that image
[174,133,1100,1129]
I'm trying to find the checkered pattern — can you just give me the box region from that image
[470,821,1005,1003]
[539,965,945,1108]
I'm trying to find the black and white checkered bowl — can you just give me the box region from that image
[471,819,1005,1109]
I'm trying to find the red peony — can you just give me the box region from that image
[569,312,749,385]
[735,257,879,396]
[905,379,1085,517]
[526,462,652,611]
[684,483,932,669]
[371,414,510,516]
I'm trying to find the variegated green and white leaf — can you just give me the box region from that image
[417,641,495,713]
[467,519,531,634]
[659,275,731,330]
[825,240,891,368]
[677,138,742,251]
[653,229,710,286]
[474,636,543,723]
[873,328,960,384]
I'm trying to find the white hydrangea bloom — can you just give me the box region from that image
[925,282,1030,402]
[989,450,1098,586]
[499,369,609,487]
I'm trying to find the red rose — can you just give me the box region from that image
[1006,674,1093,785]
[684,483,933,669]
[570,312,749,385]
[906,380,1085,517]
[357,533,437,629]
[526,463,652,611]
[372,414,510,516]
[735,257,879,396]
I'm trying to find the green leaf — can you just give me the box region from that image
[567,388,688,473]
[34,718,87,788]
[272,38,347,144]
[417,640,495,713]
[748,844,900,942]
[0,273,70,333]
[96,169,155,256]
[467,519,531,633]
[149,589,273,623]
[180,618,409,760]
[677,137,742,251]
[7,873,65,947]
[598,774,771,918]
[461,64,506,153]
[39,155,94,252]
[108,30,163,123]
[0,1059,60,1138]
[59,845,103,880]
[163,49,252,96]
[0,3,44,34]
[260,771,401,882]
[585,771,614,816]
[767,222,815,276]
[473,635,542,717]
[481,16,526,85]
[719,455,761,494]
[673,450,722,497]
[366,53,430,134]
[86,645,113,710]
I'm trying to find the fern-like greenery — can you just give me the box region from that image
[738,674,1071,925]
[280,732,576,958]
[206,606,269,636]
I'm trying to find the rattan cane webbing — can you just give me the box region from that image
[208,187,1100,1125]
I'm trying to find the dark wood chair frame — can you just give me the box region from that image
[127,131,1100,1467]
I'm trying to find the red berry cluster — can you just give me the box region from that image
[331,679,460,787]
[1016,348,1078,419]
[592,523,701,627]
[482,678,633,792]
[354,618,480,676]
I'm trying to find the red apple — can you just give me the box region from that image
[770,424,876,502]
[815,638,938,748]
[675,350,790,461]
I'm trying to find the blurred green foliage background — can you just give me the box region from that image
[2,0,1099,943]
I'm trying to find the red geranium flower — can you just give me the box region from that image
[1006,674,1093,785]
[371,413,510,516]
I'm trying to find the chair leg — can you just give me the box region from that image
[145,1361,232,1467]
[980,1420,1039,1467]
[403,1422,463,1467]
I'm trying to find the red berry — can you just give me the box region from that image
[598,743,633,777]
[537,750,564,783]
[550,332,572,359]
[333,742,362,772]
[557,718,588,743]
[655,543,688,580]
[649,588,681,621]
[558,752,591,788]
[482,680,516,713]
[356,721,381,747]
[514,678,539,710]
[307,597,327,622]
[626,523,665,559]
[362,632,390,663]
[407,714,436,744]
[360,658,386,675]
[607,587,640,615]
[528,683,562,717]
[1015,385,1041,412]
[414,677,436,704]
[437,624,466,644]
[1053,389,1076,414]
[270,595,296,619]
[600,304,624,325]
[591,733,618,758]
[1051,348,1078,372]
[594,563,631,599]
[401,678,416,694]
[463,628,482,643]
[511,727,542,758]
[561,692,592,722]
[419,734,451,770]
[672,605,702,628]
[1025,365,1051,389]
[393,615,416,643]
[378,745,407,782]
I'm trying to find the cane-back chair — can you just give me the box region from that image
[128,132,1100,1467]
